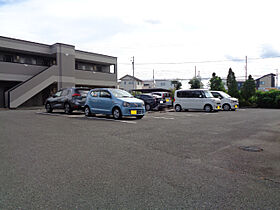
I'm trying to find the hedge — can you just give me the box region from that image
[255,90,280,108]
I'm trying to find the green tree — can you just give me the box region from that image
[226,68,239,98]
[189,77,204,89]
[241,75,256,101]
[171,80,182,90]
[209,72,226,91]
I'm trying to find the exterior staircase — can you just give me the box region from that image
[5,65,58,108]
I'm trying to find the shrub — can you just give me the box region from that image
[256,90,280,108]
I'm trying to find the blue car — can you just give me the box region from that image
[84,88,146,119]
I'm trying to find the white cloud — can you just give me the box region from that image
[0,0,280,80]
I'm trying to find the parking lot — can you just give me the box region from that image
[1,108,280,209]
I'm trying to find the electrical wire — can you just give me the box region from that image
[118,55,280,65]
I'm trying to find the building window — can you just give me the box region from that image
[110,65,115,74]
[3,55,13,62]
[75,61,113,74]
[0,51,55,66]
[124,81,126,85]
[260,81,265,85]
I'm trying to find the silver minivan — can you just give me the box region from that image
[174,89,221,112]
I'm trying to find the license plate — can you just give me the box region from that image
[166,99,169,102]
[235,105,238,108]
[131,110,137,115]
[217,106,220,109]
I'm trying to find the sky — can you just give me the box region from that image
[0,0,280,86]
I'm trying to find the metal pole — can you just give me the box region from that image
[153,69,155,88]
[245,56,247,80]
[132,56,135,89]
[276,69,278,88]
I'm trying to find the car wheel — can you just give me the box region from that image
[223,104,231,111]
[64,103,72,114]
[113,107,122,120]
[84,106,91,116]
[204,105,212,112]
[45,103,53,113]
[175,104,182,112]
[145,104,151,111]
[136,115,144,119]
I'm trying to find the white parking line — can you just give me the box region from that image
[85,116,137,124]
[68,115,84,118]
[36,112,137,124]
[152,116,175,120]
[36,112,62,116]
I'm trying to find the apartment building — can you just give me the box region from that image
[0,36,117,108]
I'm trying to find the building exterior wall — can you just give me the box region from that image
[0,36,117,108]
[155,80,174,89]
[143,80,155,89]
[257,75,274,90]
[143,80,174,90]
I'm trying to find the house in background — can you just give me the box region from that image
[236,79,245,90]
[256,73,276,91]
[119,75,143,91]
[155,79,175,90]
[142,80,155,89]
[143,79,175,90]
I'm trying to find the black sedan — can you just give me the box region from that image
[135,94,167,111]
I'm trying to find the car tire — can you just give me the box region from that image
[223,104,231,111]
[145,104,151,111]
[84,106,91,117]
[64,103,72,114]
[45,103,53,113]
[113,107,122,120]
[204,104,212,112]
[136,115,144,119]
[175,104,182,112]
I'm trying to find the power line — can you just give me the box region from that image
[118,55,280,65]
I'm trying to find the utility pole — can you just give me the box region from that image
[153,69,155,88]
[276,69,279,88]
[245,56,248,80]
[195,66,197,78]
[132,56,135,90]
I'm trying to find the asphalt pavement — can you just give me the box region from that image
[0,108,280,209]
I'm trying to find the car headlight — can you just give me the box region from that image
[231,100,238,103]
[123,102,130,107]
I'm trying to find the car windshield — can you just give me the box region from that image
[110,89,133,98]
[220,92,231,98]
[204,91,214,98]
